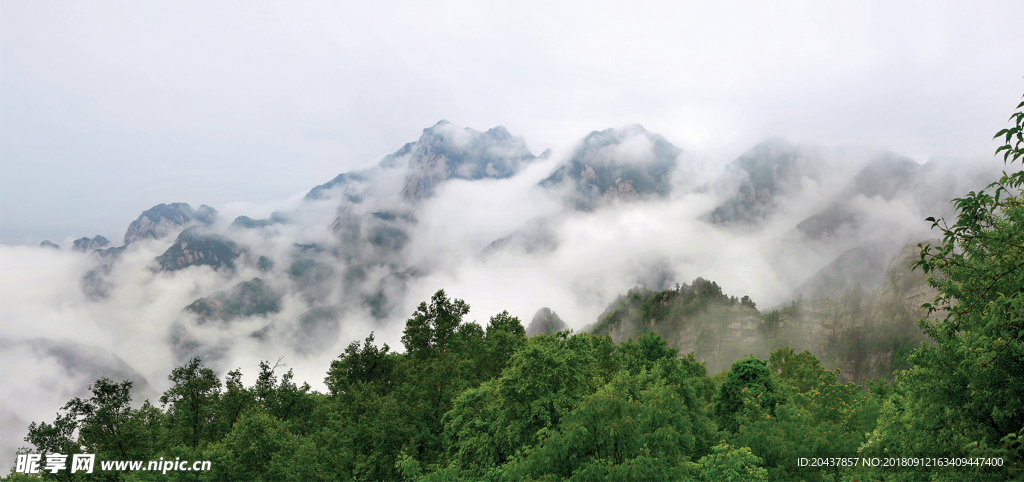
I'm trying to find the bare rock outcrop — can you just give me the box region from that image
[123,203,217,245]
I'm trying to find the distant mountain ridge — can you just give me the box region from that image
[43,120,995,373]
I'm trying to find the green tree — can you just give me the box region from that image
[864,96,1024,480]
[251,360,317,436]
[398,291,485,467]
[695,441,768,482]
[913,97,1024,442]
[23,411,80,466]
[768,346,824,394]
[439,332,602,476]
[23,379,165,481]
[733,349,875,480]
[401,289,471,359]
[480,311,527,380]
[218,368,253,436]
[714,357,785,433]
[206,410,297,481]
[325,333,397,399]
[160,357,222,450]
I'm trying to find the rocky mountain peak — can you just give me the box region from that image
[123,203,217,245]
[184,277,282,324]
[399,121,537,202]
[304,122,537,204]
[155,226,242,272]
[541,124,681,211]
[72,235,110,252]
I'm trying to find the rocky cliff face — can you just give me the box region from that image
[399,121,538,202]
[309,121,540,204]
[588,280,765,374]
[541,124,680,211]
[787,244,894,301]
[588,243,939,381]
[72,235,110,252]
[123,203,217,245]
[777,242,939,383]
[155,226,243,272]
[299,121,541,320]
[873,242,937,323]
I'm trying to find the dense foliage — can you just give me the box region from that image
[7,295,1016,480]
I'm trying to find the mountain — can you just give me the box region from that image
[481,218,559,256]
[707,139,827,226]
[773,242,937,383]
[306,121,539,203]
[72,235,110,252]
[155,226,243,272]
[184,277,282,323]
[525,307,568,336]
[795,154,921,239]
[541,125,681,210]
[28,122,989,380]
[585,242,937,381]
[587,278,762,374]
[82,203,223,299]
[123,203,217,245]
[398,121,539,202]
[786,244,894,301]
[229,212,289,229]
[0,338,152,395]
[291,121,544,319]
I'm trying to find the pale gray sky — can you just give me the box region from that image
[2,0,1022,244]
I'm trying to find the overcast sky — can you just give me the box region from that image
[2,0,1022,245]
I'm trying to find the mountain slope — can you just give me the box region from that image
[541,124,681,210]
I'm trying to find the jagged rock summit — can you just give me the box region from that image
[123,203,217,245]
[72,235,110,252]
[542,124,681,211]
[399,121,539,202]
[305,121,539,203]
[155,226,243,272]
